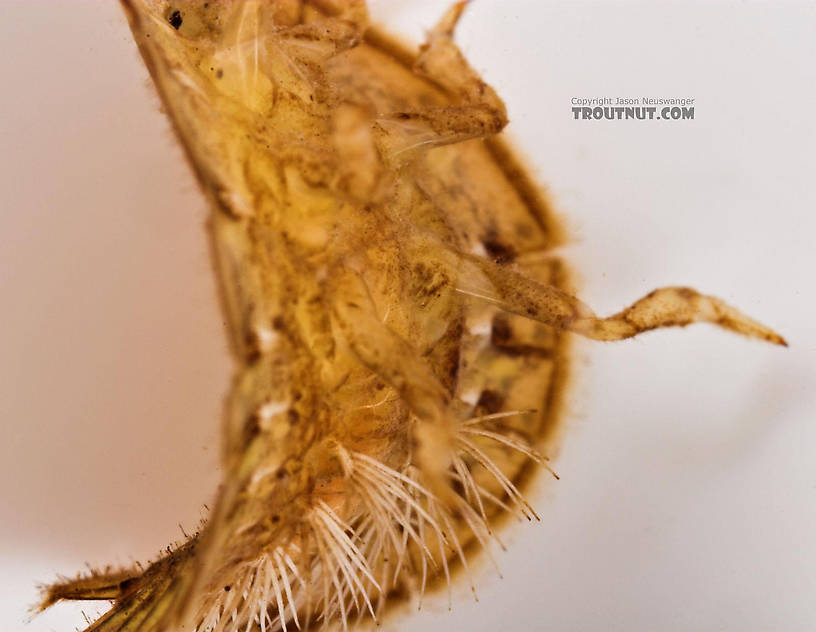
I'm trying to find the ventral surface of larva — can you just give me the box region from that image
[39,2,786,631]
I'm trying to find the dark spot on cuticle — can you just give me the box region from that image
[244,330,262,364]
[118,577,136,592]
[168,9,182,29]
[451,477,465,498]
[482,228,516,264]
[491,314,512,346]
[243,413,261,445]
[448,358,459,381]
[476,389,504,414]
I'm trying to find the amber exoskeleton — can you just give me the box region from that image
[40,2,785,631]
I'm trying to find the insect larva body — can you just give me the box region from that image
[40,2,784,631]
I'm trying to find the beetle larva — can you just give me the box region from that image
[39,1,786,631]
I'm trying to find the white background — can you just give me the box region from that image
[1,1,814,631]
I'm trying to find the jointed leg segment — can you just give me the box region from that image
[373,2,508,164]
[463,255,787,346]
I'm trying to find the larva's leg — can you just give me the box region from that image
[331,269,460,500]
[306,0,369,29]
[276,20,366,59]
[373,3,508,164]
[331,270,451,422]
[39,573,165,632]
[79,579,171,632]
[40,540,195,632]
[461,256,787,346]
[260,0,368,59]
[413,2,506,116]
[38,568,140,610]
[579,287,787,345]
